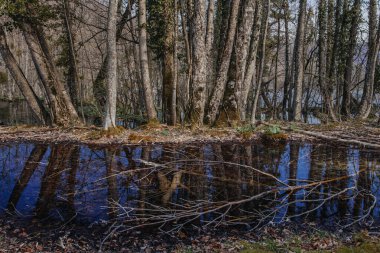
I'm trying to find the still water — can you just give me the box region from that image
[0,141,379,232]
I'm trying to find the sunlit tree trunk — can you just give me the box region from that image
[139,0,157,122]
[235,0,255,121]
[189,0,207,127]
[251,0,270,124]
[206,0,241,125]
[104,0,118,130]
[22,23,81,126]
[242,0,262,120]
[162,0,176,125]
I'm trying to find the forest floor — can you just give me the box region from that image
[0,217,379,252]
[0,120,380,148]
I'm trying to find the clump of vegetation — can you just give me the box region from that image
[262,124,288,142]
[128,133,154,143]
[86,126,125,139]
[140,118,162,130]
[236,124,256,139]
[160,129,170,136]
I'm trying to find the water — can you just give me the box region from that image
[0,141,379,233]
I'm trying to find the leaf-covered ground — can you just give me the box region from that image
[0,217,379,252]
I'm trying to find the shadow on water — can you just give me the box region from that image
[0,141,379,233]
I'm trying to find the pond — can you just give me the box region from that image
[0,140,379,234]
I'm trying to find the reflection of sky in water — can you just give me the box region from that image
[0,141,379,228]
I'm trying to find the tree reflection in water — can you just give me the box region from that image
[0,141,379,233]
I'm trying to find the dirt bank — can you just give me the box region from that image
[0,121,379,149]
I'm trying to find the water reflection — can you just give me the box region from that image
[0,141,379,231]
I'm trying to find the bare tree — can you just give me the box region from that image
[291,0,307,121]
[104,0,118,130]
[139,0,157,122]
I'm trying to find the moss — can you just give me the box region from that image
[86,126,125,139]
[140,119,162,130]
[236,124,256,139]
[336,242,380,253]
[128,133,154,143]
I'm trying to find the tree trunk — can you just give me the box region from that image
[0,29,49,125]
[235,0,255,121]
[282,0,290,120]
[104,0,118,130]
[22,23,81,126]
[62,0,79,107]
[93,2,132,107]
[291,0,307,121]
[162,0,176,125]
[251,0,270,124]
[206,0,241,125]
[358,0,380,119]
[318,0,337,122]
[241,0,262,120]
[139,0,157,122]
[341,0,361,117]
[189,0,207,127]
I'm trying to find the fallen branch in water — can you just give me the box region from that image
[260,122,380,149]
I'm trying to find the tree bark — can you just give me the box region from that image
[235,0,255,121]
[251,0,270,124]
[206,0,241,125]
[104,0,118,130]
[341,0,361,117]
[139,0,157,122]
[162,0,176,125]
[282,0,291,120]
[62,0,80,107]
[291,0,307,121]
[0,29,49,125]
[241,0,263,120]
[22,23,81,126]
[189,0,208,127]
[318,0,337,122]
[358,0,380,119]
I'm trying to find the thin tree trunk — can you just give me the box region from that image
[162,0,176,125]
[341,0,361,117]
[22,23,81,126]
[172,0,178,125]
[206,0,241,125]
[62,0,79,106]
[0,29,49,125]
[251,0,270,124]
[139,0,157,122]
[282,1,290,120]
[104,0,118,130]
[318,0,337,122]
[235,0,255,121]
[241,0,262,120]
[93,2,132,107]
[358,0,380,119]
[291,0,307,121]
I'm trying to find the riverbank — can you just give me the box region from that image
[0,120,379,148]
[0,216,379,252]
